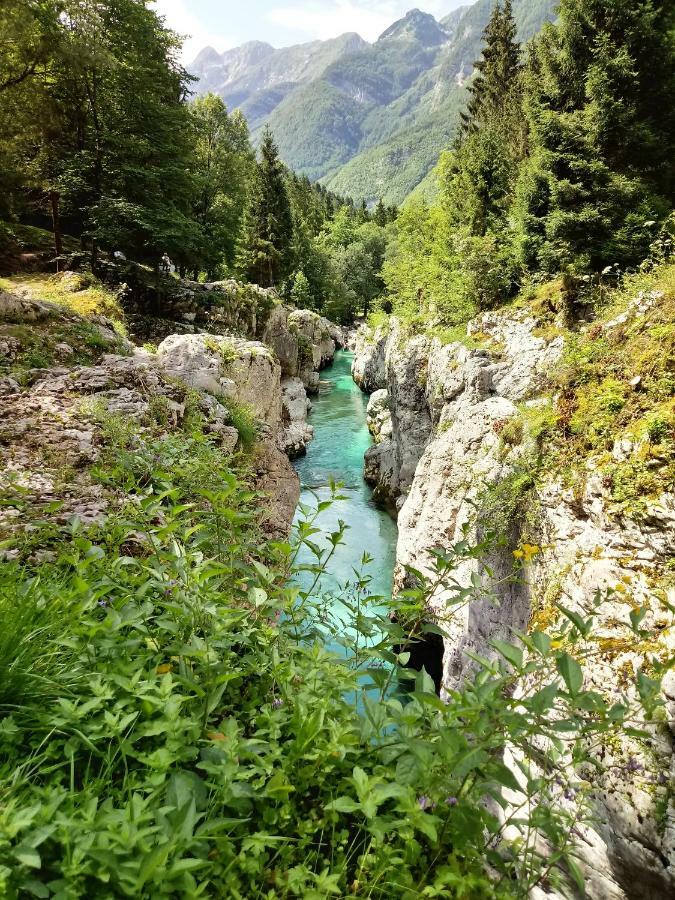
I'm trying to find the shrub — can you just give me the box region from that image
[0,480,661,898]
[227,400,257,449]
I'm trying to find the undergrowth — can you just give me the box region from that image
[0,420,665,897]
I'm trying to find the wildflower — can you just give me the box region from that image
[445,796,458,807]
[626,757,642,774]
[156,663,172,674]
[513,543,540,562]
[272,698,283,710]
[97,599,109,608]
[417,795,436,811]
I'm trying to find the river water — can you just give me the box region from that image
[293,350,397,638]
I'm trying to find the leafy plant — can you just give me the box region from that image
[0,448,662,897]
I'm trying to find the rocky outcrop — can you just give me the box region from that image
[366,389,391,443]
[156,333,282,426]
[354,307,675,898]
[260,305,342,393]
[0,351,237,546]
[352,323,388,392]
[354,319,433,508]
[0,290,304,542]
[279,377,313,459]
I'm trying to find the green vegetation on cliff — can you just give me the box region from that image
[380,0,675,327]
[0,409,662,896]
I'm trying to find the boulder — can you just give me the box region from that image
[279,377,313,458]
[366,389,391,443]
[156,333,282,428]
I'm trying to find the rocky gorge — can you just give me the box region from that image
[352,293,675,899]
[0,275,343,545]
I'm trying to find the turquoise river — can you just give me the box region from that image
[293,350,398,632]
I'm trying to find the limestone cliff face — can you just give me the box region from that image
[0,290,340,540]
[352,309,675,898]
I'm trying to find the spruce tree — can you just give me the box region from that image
[460,0,522,134]
[374,198,387,227]
[515,0,675,273]
[449,0,525,236]
[238,126,294,287]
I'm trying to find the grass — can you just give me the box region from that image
[0,220,80,255]
[0,272,124,321]
[549,263,675,517]
[0,272,129,374]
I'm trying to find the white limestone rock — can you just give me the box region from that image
[156,333,282,428]
[279,377,314,458]
[366,389,391,443]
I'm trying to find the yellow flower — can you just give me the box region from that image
[156,663,172,674]
[514,543,541,562]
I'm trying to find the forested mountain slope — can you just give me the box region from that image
[189,0,557,202]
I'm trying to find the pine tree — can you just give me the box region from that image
[238,126,294,287]
[356,199,369,224]
[460,0,522,134]
[515,0,675,273]
[374,198,387,227]
[448,0,525,237]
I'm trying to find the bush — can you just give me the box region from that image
[0,430,663,897]
[227,400,257,449]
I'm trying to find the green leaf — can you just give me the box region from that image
[557,652,583,695]
[489,761,521,794]
[265,772,295,798]
[630,606,647,632]
[564,854,586,895]
[396,754,419,784]
[491,638,523,669]
[14,847,41,869]
[558,605,590,637]
[453,748,489,780]
[529,682,558,714]
[325,796,358,813]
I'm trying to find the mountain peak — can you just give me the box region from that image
[192,46,222,67]
[377,8,448,45]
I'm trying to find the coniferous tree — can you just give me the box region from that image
[374,198,387,227]
[238,126,294,287]
[356,199,369,224]
[449,0,525,237]
[515,0,675,273]
[460,0,521,135]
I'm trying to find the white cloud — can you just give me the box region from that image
[267,0,447,44]
[151,0,232,62]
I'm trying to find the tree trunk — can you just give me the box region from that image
[50,191,63,271]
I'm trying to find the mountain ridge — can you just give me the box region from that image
[189,1,557,203]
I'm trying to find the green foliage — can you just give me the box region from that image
[237,126,295,288]
[189,94,254,278]
[548,263,675,516]
[288,270,312,309]
[0,449,660,896]
[475,464,536,543]
[382,199,474,326]
[513,0,675,273]
[227,400,258,450]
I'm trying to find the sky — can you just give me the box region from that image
[152,0,471,63]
